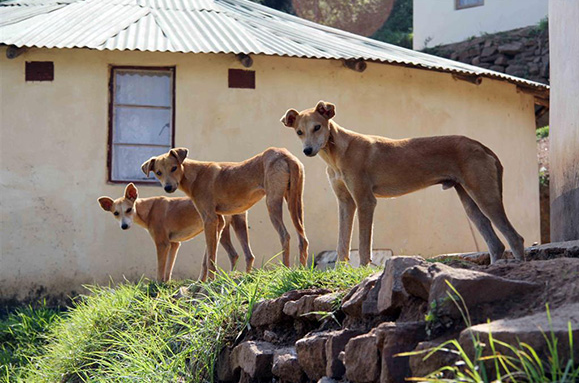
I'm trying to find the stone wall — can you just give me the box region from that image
[424,25,549,85]
[215,243,579,382]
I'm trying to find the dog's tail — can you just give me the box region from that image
[286,160,306,235]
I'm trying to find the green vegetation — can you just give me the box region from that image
[3,264,375,382]
[403,283,579,383]
[537,125,550,140]
[250,0,413,48]
[1,303,62,383]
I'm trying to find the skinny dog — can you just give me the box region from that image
[281,101,524,265]
[98,183,255,282]
[141,147,309,279]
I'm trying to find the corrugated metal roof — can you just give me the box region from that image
[0,0,548,92]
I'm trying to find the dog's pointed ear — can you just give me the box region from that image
[124,183,138,202]
[281,109,299,128]
[170,148,188,164]
[141,157,155,176]
[98,197,114,212]
[315,100,336,119]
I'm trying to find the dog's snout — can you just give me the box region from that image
[164,184,173,193]
[303,147,313,156]
[121,223,129,230]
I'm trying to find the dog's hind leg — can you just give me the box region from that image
[219,222,239,271]
[163,242,181,281]
[266,194,291,267]
[462,171,525,261]
[231,213,255,272]
[285,161,309,266]
[455,184,505,263]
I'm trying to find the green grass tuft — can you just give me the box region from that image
[9,264,376,382]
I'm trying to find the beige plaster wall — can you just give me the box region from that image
[0,47,539,301]
[413,0,548,49]
[549,0,579,241]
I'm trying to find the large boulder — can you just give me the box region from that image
[377,256,426,314]
[459,303,579,362]
[296,332,330,381]
[402,262,541,318]
[231,341,276,378]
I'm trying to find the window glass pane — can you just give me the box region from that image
[457,0,483,8]
[112,144,171,182]
[113,106,172,146]
[115,70,171,107]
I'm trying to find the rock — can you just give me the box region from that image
[490,65,505,73]
[480,46,497,57]
[284,292,339,321]
[401,264,435,301]
[296,332,330,381]
[460,303,579,362]
[325,329,365,378]
[344,331,381,382]
[216,346,234,382]
[426,263,541,318]
[494,54,508,65]
[471,56,480,65]
[231,341,276,378]
[505,64,526,76]
[341,273,381,318]
[528,62,539,74]
[375,322,427,383]
[272,347,306,383]
[251,288,330,327]
[498,42,523,55]
[409,340,459,378]
[377,256,425,315]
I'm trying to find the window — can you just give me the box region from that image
[456,0,484,10]
[108,67,175,183]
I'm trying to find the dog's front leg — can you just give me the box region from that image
[354,195,377,267]
[329,170,357,262]
[231,213,255,273]
[155,242,170,282]
[203,214,226,280]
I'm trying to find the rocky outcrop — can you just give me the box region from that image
[216,248,579,383]
[423,25,549,85]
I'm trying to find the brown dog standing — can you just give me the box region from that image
[141,147,309,280]
[98,183,255,281]
[281,101,524,265]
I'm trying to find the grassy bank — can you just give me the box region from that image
[2,265,376,383]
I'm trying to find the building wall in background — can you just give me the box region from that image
[0,47,539,302]
[413,0,548,50]
[549,1,579,242]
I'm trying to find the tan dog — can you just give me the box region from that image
[281,101,524,265]
[98,183,255,282]
[141,147,309,279]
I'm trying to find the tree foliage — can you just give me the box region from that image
[250,0,413,48]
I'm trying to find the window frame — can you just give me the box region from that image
[107,65,176,184]
[455,0,484,10]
